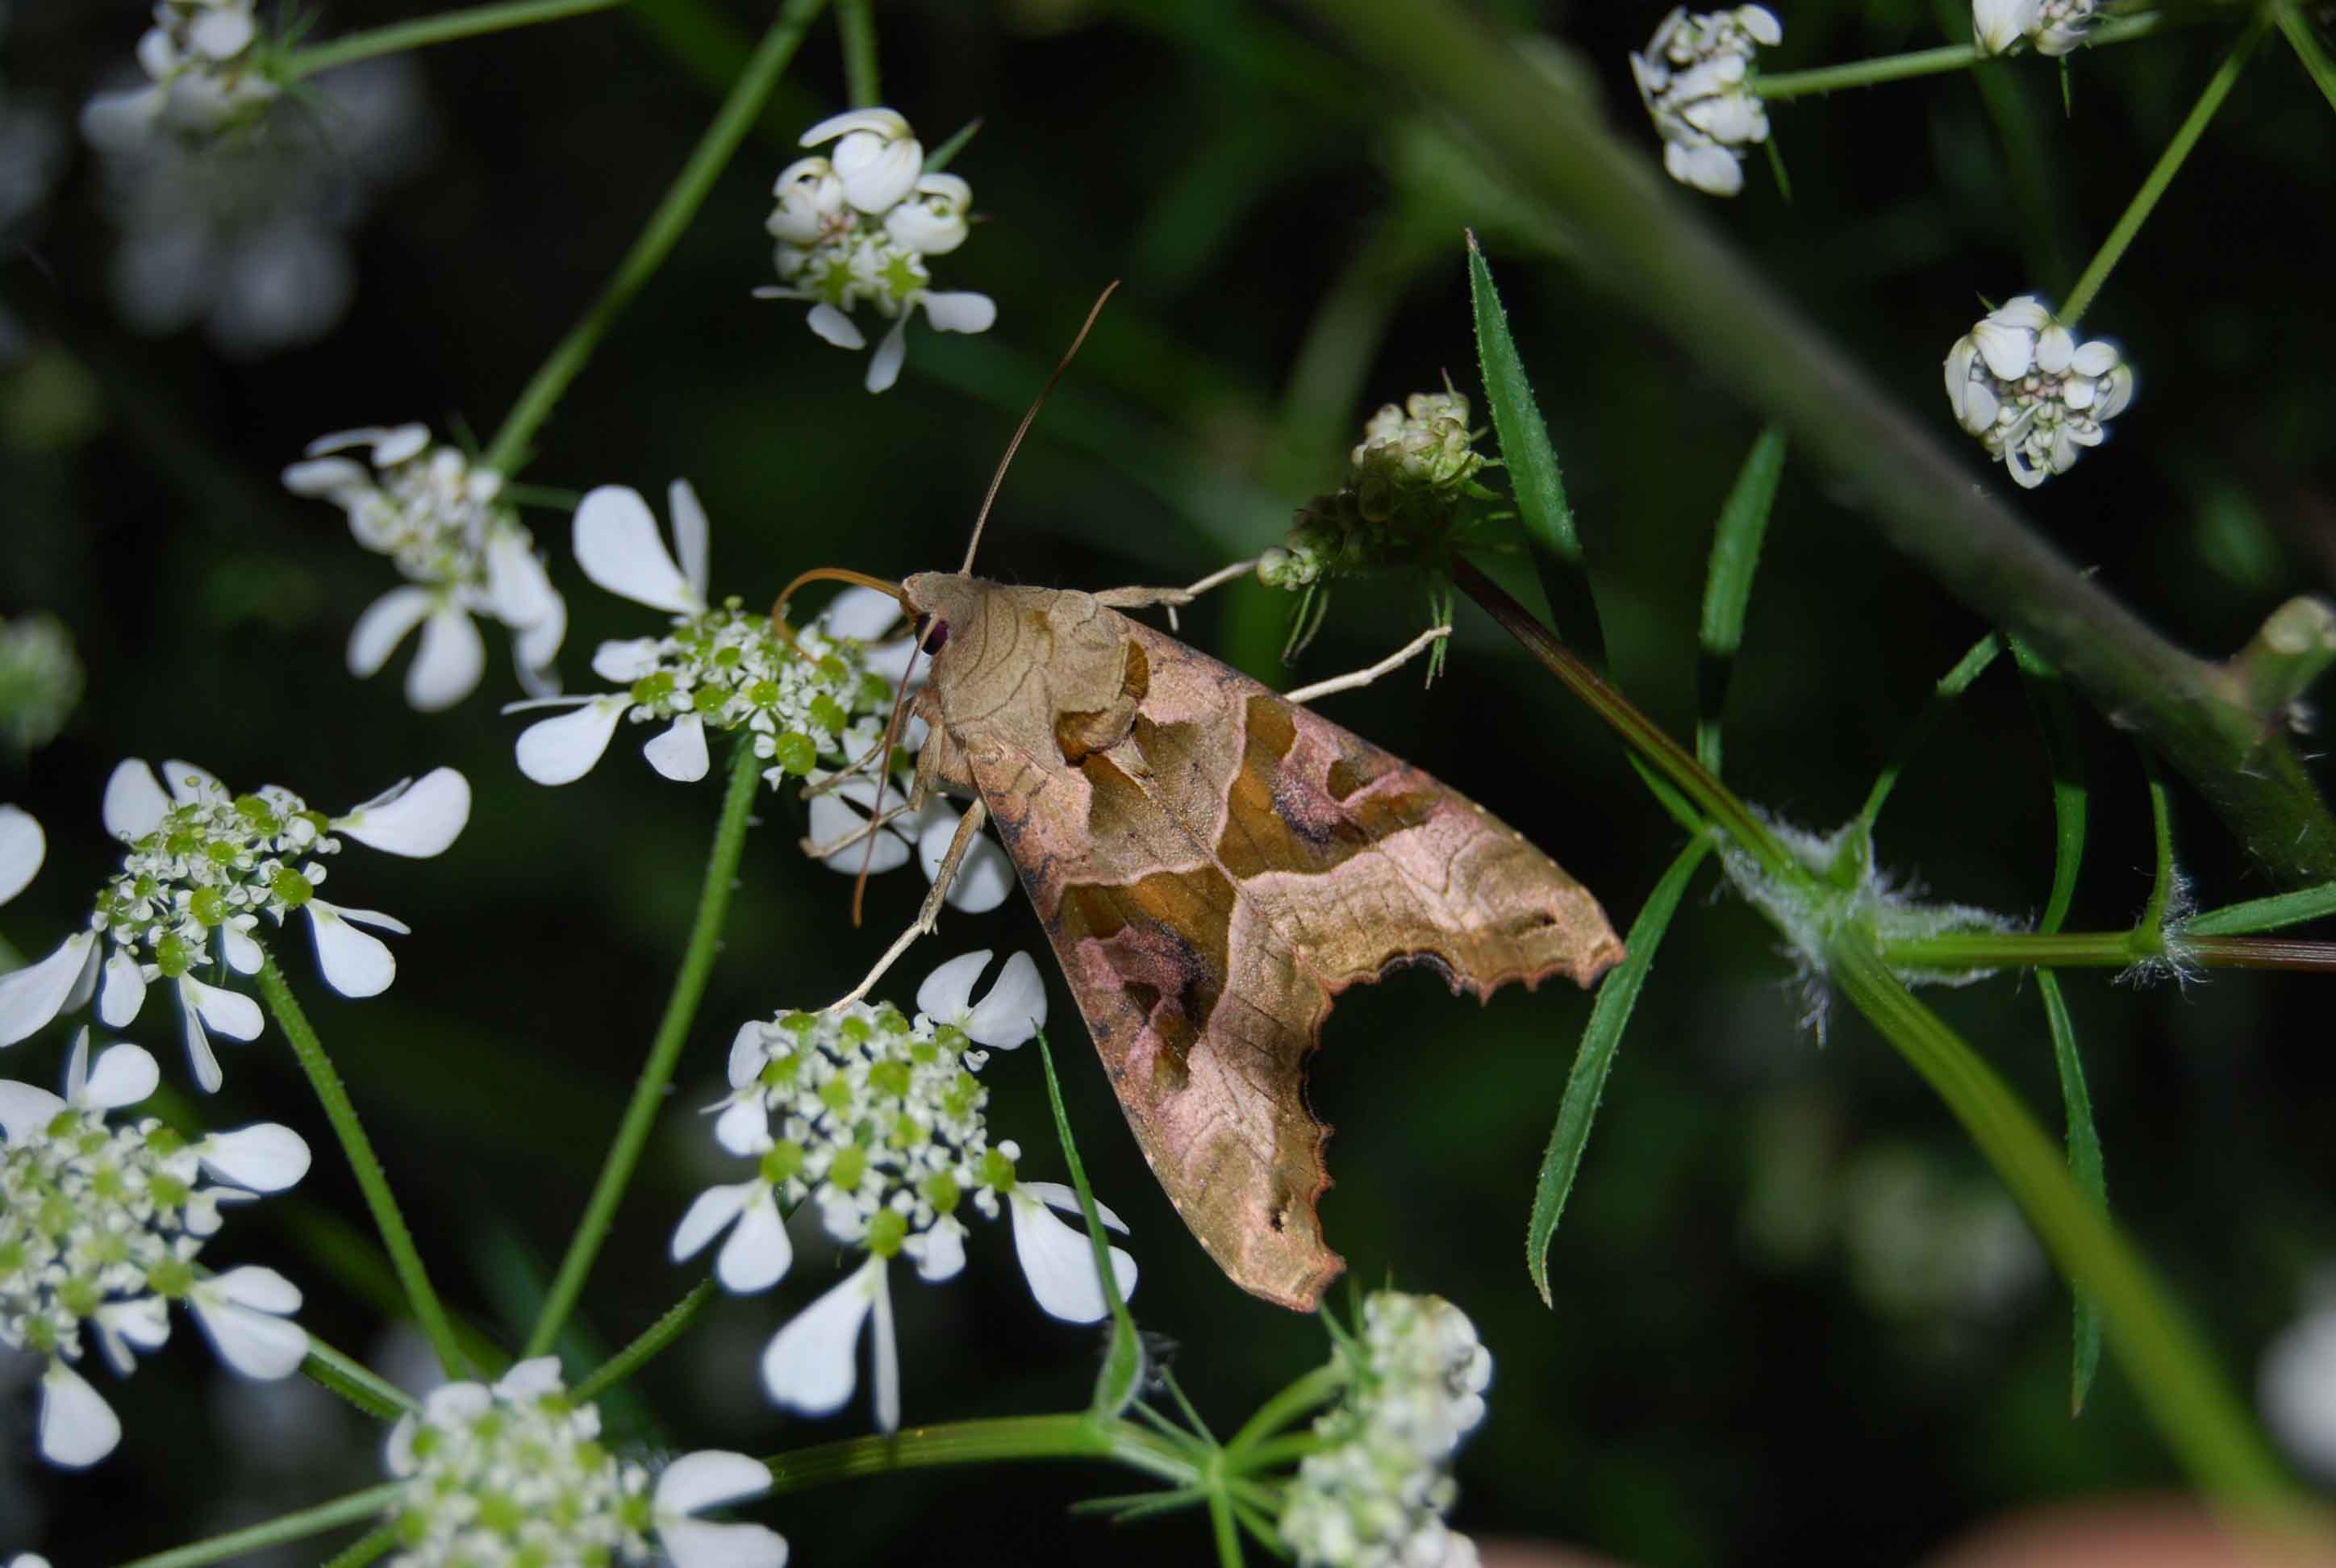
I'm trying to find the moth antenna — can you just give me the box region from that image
[770,566,909,657]
[851,618,928,928]
[959,280,1121,575]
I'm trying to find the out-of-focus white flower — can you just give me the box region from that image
[754,106,995,393]
[686,952,1133,1434]
[88,55,429,357]
[285,424,565,710]
[380,1357,786,1568]
[1630,6,1782,198]
[1279,1292,1492,1568]
[0,805,40,907]
[79,0,280,152]
[0,615,84,752]
[0,1030,311,1468]
[1944,294,2134,488]
[2262,1278,2336,1481]
[1973,0,2100,56]
[0,759,469,1089]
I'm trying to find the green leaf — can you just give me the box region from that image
[1466,232,1605,665]
[2184,881,2336,937]
[2141,765,2180,934]
[1526,836,1712,1306]
[923,115,984,173]
[1855,632,2000,836]
[2277,4,2336,119]
[2011,636,2088,933]
[2038,971,2105,1414]
[1037,1031,1145,1416]
[1696,426,1787,777]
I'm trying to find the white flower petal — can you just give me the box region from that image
[79,82,169,152]
[189,1268,308,1378]
[82,1042,160,1111]
[98,949,148,1028]
[102,758,171,842]
[917,291,997,336]
[0,807,43,906]
[1008,1187,1135,1323]
[593,636,665,682]
[186,7,255,58]
[911,1216,965,1283]
[806,302,865,350]
[407,606,487,712]
[761,1256,881,1416]
[282,455,369,497]
[2034,324,2075,376]
[516,696,631,785]
[717,1187,794,1293]
[199,1122,311,1191]
[575,485,703,615]
[495,1356,565,1402]
[799,106,909,147]
[809,790,911,874]
[713,1098,770,1157]
[915,949,989,1022]
[180,999,223,1094]
[223,924,264,975]
[1972,315,2038,380]
[1957,379,2000,436]
[347,586,437,680]
[97,1294,172,1370]
[1027,1181,1129,1234]
[0,1079,65,1142]
[1739,5,1783,44]
[659,1518,790,1568]
[645,715,711,782]
[865,315,910,394]
[1665,140,1744,197]
[831,131,920,214]
[2097,365,2135,420]
[870,1261,899,1432]
[0,932,97,1046]
[515,593,568,686]
[305,903,397,997]
[656,1448,776,1516]
[669,479,712,603]
[335,769,471,857]
[966,952,1046,1048]
[39,1361,121,1467]
[821,586,906,643]
[674,1182,753,1264]
[1972,0,2041,52]
[160,759,222,807]
[2070,340,2120,377]
[486,532,562,635]
[182,974,263,1040]
[924,823,1015,915]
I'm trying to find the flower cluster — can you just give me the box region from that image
[1973,0,2100,56]
[285,425,566,711]
[2,1032,311,1468]
[1630,6,1782,198]
[1258,390,1493,594]
[1279,1292,1492,1568]
[79,0,279,151]
[0,759,470,1090]
[755,107,996,393]
[0,614,83,753]
[675,950,1135,1432]
[380,1357,785,1568]
[1944,296,2134,489]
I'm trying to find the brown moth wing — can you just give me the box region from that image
[918,578,1624,1312]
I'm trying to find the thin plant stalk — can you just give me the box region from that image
[763,1413,1203,1493]
[116,1485,403,1568]
[285,0,624,77]
[838,0,881,107]
[1753,11,2169,100]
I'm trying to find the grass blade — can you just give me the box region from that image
[1696,427,1787,776]
[1527,837,1712,1305]
[2184,881,2336,937]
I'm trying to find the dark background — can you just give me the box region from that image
[4,0,2335,1562]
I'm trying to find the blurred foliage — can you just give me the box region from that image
[3,0,2336,1562]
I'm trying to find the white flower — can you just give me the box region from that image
[0,613,85,751]
[381,1357,786,1567]
[1943,295,2134,488]
[80,0,280,152]
[0,759,469,1089]
[507,483,897,789]
[698,953,1135,1432]
[0,804,41,907]
[2263,1284,2336,1480]
[1974,0,2100,56]
[755,106,995,394]
[0,1029,310,1468]
[1631,6,1781,198]
[285,423,565,710]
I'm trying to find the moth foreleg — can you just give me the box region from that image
[1095,556,1258,632]
[823,798,990,1013]
[1283,625,1452,705]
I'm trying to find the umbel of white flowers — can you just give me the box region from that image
[675,950,1136,1434]
[755,106,997,393]
[0,1030,312,1469]
[1973,0,2102,56]
[1944,295,2134,489]
[0,614,84,753]
[0,759,471,1090]
[1279,1292,1494,1568]
[380,1357,786,1568]
[1630,6,1782,198]
[79,0,279,151]
[284,425,567,711]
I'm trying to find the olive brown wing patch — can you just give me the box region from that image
[967,615,1624,1312]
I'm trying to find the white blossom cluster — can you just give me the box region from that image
[1,1032,311,1469]
[1258,390,1492,594]
[675,951,1135,1433]
[756,107,996,393]
[1973,0,2100,56]
[79,0,278,151]
[285,425,566,712]
[1279,1292,1492,1568]
[0,614,83,753]
[0,759,470,1090]
[1630,6,1782,198]
[1351,391,1485,509]
[1944,295,2134,489]
[380,1357,785,1568]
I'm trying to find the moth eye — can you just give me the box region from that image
[920,620,950,655]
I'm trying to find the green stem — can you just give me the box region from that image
[837,0,881,106]
[525,742,763,1357]
[1883,929,2336,970]
[1754,11,2168,100]
[117,1486,402,1568]
[2279,2,2336,115]
[302,1330,421,1418]
[571,1277,718,1403]
[480,0,830,475]
[1208,1484,1245,1568]
[763,1413,1202,1494]
[2060,15,2266,323]
[284,0,624,77]
[320,1527,401,1568]
[1223,1363,1346,1457]
[258,953,469,1377]
[1827,935,2297,1505]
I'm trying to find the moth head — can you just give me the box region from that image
[900,571,985,665]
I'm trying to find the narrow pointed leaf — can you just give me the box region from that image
[1696,425,1787,775]
[1857,632,2001,834]
[2184,881,2336,937]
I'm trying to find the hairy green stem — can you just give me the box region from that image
[319,1527,400,1568]
[525,743,763,1357]
[258,953,469,1377]
[1302,0,2336,882]
[2061,15,2266,324]
[118,1485,401,1568]
[838,0,880,106]
[572,1277,718,1403]
[1224,1363,1346,1457]
[1885,930,2336,970]
[763,1413,1201,1494]
[285,0,624,77]
[482,0,829,475]
[1754,11,2168,99]
[302,1330,421,1418]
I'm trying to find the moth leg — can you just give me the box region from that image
[824,798,990,1012]
[1283,625,1452,705]
[1095,556,1258,632]
[799,799,917,862]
